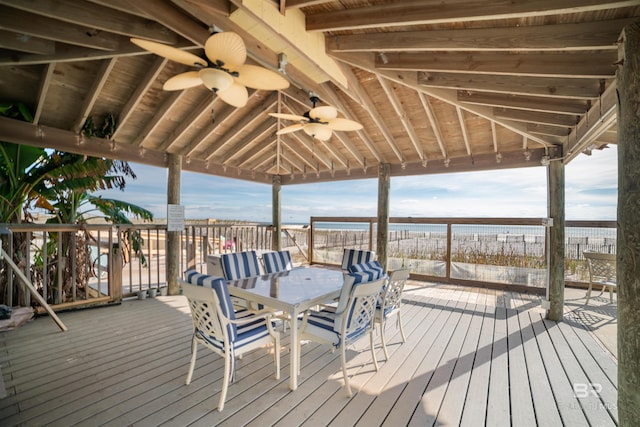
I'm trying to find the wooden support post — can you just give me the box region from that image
[377,163,390,270]
[617,21,640,427]
[166,153,181,296]
[109,242,122,302]
[272,175,282,251]
[546,145,565,322]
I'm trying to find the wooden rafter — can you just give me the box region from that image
[72,57,118,133]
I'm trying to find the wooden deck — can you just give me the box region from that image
[0,282,618,426]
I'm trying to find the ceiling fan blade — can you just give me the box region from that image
[276,124,304,135]
[268,113,307,122]
[163,71,203,91]
[131,38,206,67]
[326,117,363,131]
[236,65,290,90]
[217,81,249,107]
[205,32,246,70]
[309,105,338,120]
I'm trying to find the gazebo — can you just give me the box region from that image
[0,1,638,423]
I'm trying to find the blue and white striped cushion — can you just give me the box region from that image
[221,251,261,280]
[263,250,293,274]
[304,309,340,345]
[341,249,376,270]
[198,309,269,351]
[184,269,237,339]
[348,261,385,284]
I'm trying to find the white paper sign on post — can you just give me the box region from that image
[167,204,185,232]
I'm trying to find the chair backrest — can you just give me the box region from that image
[348,260,385,284]
[263,250,293,274]
[380,267,411,315]
[341,249,376,270]
[584,251,616,282]
[220,250,261,280]
[337,276,386,343]
[182,270,237,342]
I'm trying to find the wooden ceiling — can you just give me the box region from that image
[0,0,637,185]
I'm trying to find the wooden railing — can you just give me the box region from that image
[309,217,616,294]
[0,221,310,310]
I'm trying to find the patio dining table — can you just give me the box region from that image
[226,266,345,390]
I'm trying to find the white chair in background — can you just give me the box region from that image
[375,267,411,360]
[583,251,617,304]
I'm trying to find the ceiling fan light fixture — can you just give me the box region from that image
[303,123,332,141]
[199,68,234,93]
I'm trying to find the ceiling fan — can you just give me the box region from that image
[269,95,363,141]
[130,32,289,108]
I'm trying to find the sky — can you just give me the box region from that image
[93,145,618,224]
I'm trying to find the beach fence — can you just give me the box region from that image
[309,217,616,293]
[0,221,312,310]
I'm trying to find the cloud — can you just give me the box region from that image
[92,145,618,223]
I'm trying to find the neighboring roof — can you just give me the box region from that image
[0,0,636,185]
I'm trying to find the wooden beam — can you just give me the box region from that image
[0,116,168,167]
[330,51,555,148]
[378,75,423,161]
[328,19,630,52]
[112,56,168,141]
[179,102,237,157]
[456,107,472,156]
[129,0,209,46]
[33,63,54,124]
[0,6,124,50]
[72,57,118,133]
[158,92,218,152]
[306,0,639,31]
[376,163,390,270]
[419,92,447,159]
[617,21,640,427]
[0,0,180,43]
[136,91,188,147]
[203,92,277,160]
[546,146,565,322]
[0,29,55,54]
[283,147,547,185]
[458,91,589,115]
[418,72,605,100]
[166,153,181,295]
[493,108,579,127]
[376,51,618,78]
[563,80,617,163]
[218,121,276,164]
[527,123,571,137]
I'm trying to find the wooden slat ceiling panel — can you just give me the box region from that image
[0,0,636,184]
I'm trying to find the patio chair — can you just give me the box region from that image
[341,249,376,270]
[298,274,386,397]
[220,250,263,310]
[262,250,293,274]
[583,251,617,304]
[220,250,262,280]
[181,270,280,411]
[375,267,411,360]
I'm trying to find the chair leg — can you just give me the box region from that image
[218,352,232,412]
[585,281,593,305]
[274,334,280,380]
[379,320,389,360]
[185,338,198,385]
[341,344,352,397]
[608,286,614,302]
[370,330,379,372]
[397,311,407,344]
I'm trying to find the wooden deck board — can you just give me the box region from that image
[0,281,618,427]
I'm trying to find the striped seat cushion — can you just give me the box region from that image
[303,309,340,345]
[348,260,385,284]
[341,249,376,270]
[263,250,293,274]
[221,251,261,280]
[184,269,237,339]
[197,309,270,352]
